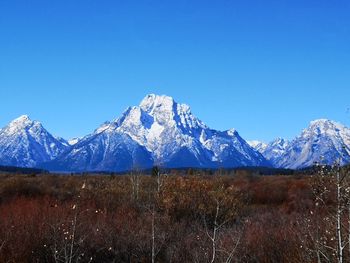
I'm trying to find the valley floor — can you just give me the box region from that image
[0,170,347,262]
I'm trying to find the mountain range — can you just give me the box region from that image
[0,94,349,171]
[249,119,350,169]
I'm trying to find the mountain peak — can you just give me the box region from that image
[7,115,37,131]
[248,140,268,153]
[137,93,202,130]
[269,138,290,151]
[140,94,176,113]
[310,118,335,126]
[0,115,68,167]
[141,93,174,102]
[16,114,30,120]
[271,137,288,145]
[248,140,266,148]
[306,119,346,136]
[271,119,350,169]
[11,115,32,124]
[308,118,344,128]
[226,128,237,136]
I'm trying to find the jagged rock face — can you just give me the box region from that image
[0,115,68,167]
[114,94,269,168]
[114,95,212,167]
[202,129,269,167]
[255,138,290,166]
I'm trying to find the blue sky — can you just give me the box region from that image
[1,0,350,142]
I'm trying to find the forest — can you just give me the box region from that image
[0,166,350,263]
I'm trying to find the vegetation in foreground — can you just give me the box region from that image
[0,166,349,263]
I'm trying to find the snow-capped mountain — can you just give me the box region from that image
[113,94,213,167]
[0,115,68,167]
[249,138,290,167]
[44,122,153,172]
[248,141,268,153]
[4,97,349,172]
[45,94,269,171]
[263,138,290,166]
[273,119,350,169]
[201,129,269,167]
[113,94,269,168]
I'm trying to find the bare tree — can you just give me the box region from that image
[201,185,243,263]
[130,169,142,201]
[48,182,92,263]
[306,160,350,263]
[152,164,166,194]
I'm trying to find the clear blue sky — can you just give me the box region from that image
[1,0,350,142]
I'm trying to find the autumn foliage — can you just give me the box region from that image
[0,173,322,262]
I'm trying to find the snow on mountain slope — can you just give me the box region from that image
[113,95,212,167]
[44,122,153,172]
[248,141,268,153]
[274,119,350,169]
[255,138,290,166]
[68,137,81,146]
[201,129,270,167]
[45,94,269,171]
[114,94,269,168]
[0,115,68,167]
[3,108,349,171]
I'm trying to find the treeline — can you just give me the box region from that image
[0,165,48,175]
[0,168,348,262]
[72,166,312,177]
[0,164,328,177]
